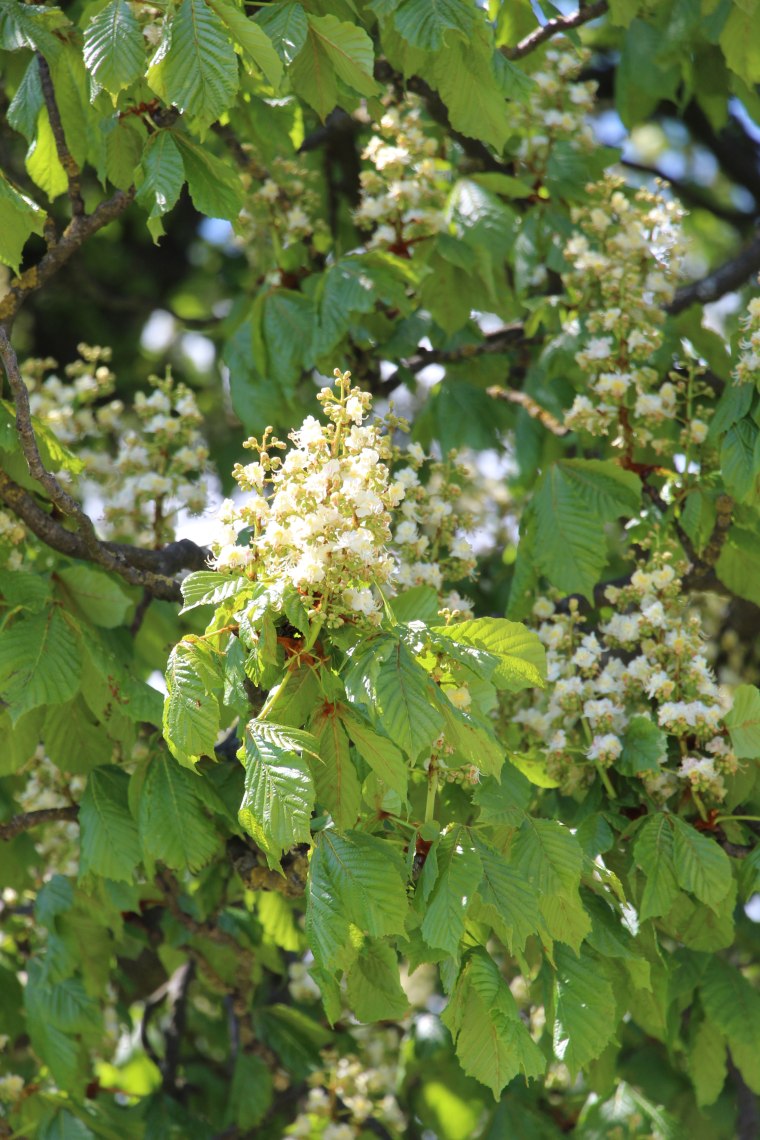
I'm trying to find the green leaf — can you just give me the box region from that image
[443,948,545,1098]
[634,814,679,921]
[290,13,379,119]
[163,638,222,768]
[260,289,316,388]
[473,765,531,826]
[716,525,760,607]
[173,132,243,221]
[724,683,760,757]
[345,939,409,1022]
[7,57,44,141]
[532,459,642,600]
[147,0,239,128]
[721,419,758,501]
[255,0,307,65]
[671,817,733,912]
[136,130,185,229]
[616,17,681,127]
[0,170,45,272]
[700,957,760,1050]
[392,0,476,51]
[239,719,316,866]
[617,715,666,775]
[432,617,545,692]
[26,108,68,199]
[83,0,146,96]
[180,570,257,613]
[689,1017,727,1107]
[420,828,482,958]
[43,698,114,774]
[473,836,543,954]
[553,948,617,1074]
[373,639,444,760]
[306,829,408,969]
[340,707,409,797]
[79,765,142,883]
[55,565,131,629]
[208,0,283,86]
[720,2,760,84]
[310,706,361,830]
[137,751,220,872]
[0,608,81,722]
[431,39,510,151]
[226,1053,273,1130]
[512,817,582,897]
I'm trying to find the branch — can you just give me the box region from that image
[502,0,609,61]
[161,960,195,1098]
[487,385,569,436]
[0,806,79,842]
[620,159,757,228]
[156,869,246,952]
[37,54,84,218]
[0,186,135,329]
[668,229,760,315]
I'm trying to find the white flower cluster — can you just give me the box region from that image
[354,100,449,252]
[391,441,476,612]
[562,178,691,454]
[285,1030,406,1139]
[18,755,85,877]
[509,555,736,804]
[213,371,476,627]
[510,41,597,176]
[214,371,400,627]
[733,291,760,386]
[101,373,209,545]
[0,509,26,570]
[243,157,331,278]
[23,347,211,547]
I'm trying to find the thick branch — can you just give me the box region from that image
[668,230,760,315]
[0,467,205,602]
[0,806,79,842]
[502,1,609,61]
[0,187,135,328]
[37,54,84,218]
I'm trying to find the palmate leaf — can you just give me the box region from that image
[79,765,142,883]
[689,1017,727,1108]
[310,706,361,830]
[207,0,282,86]
[0,170,45,272]
[372,638,444,761]
[553,947,617,1074]
[147,0,239,128]
[432,616,545,693]
[83,0,146,96]
[431,38,511,151]
[671,817,732,912]
[724,683,760,757]
[700,958,760,1051]
[532,459,642,600]
[420,827,482,958]
[290,13,379,119]
[340,707,408,797]
[137,752,220,872]
[54,565,131,629]
[443,948,545,1098]
[238,719,316,866]
[136,130,185,229]
[633,813,680,921]
[163,638,222,768]
[512,817,582,896]
[180,569,258,613]
[306,830,408,970]
[473,837,542,954]
[345,939,409,1022]
[392,0,476,51]
[0,607,81,722]
[255,0,308,66]
[174,132,244,221]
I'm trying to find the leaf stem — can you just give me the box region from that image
[594,761,617,799]
[425,758,439,823]
[692,790,709,822]
[713,814,760,826]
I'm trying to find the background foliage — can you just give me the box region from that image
[1,0,760,1137]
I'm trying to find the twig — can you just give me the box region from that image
[668,230,760,315]
[156,869,244,952]
[502,0,609,61]
[0,806,79,842]
[487,385,569,435]
[37,54,84,218]
[0,187,135,329]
